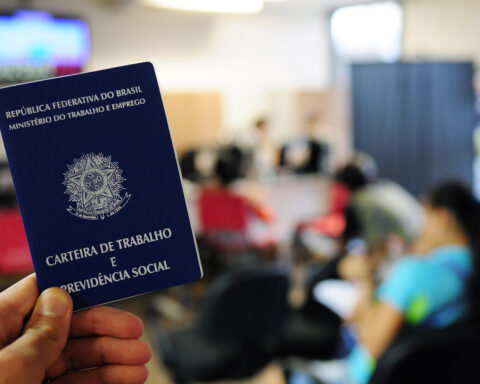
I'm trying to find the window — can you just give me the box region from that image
[331,1,403,63]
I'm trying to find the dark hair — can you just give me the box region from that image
[255,118,267,129]
[334,164,368,192]
[215,146,243,186]
[426,181,480,321]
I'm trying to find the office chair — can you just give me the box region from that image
[276,262,342,360]
[179,147,223,183]
[279,137,329,174]
[154,265,289,383]
[369,324,480,383]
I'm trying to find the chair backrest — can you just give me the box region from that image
[199,188,249,232]
[196,265,289,342]
[369,325,480,384]
[300,260,343,326]
[0,209,33,274]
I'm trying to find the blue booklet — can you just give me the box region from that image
[0,62,202,310]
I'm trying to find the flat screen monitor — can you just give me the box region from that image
[0,10,89,82]
[0,10,90,66]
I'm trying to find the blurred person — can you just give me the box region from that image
[334,160,423,280]
[215,145,274,221]
[306,113,336,173]
[0,274,151,384]
[250,118,278,180]
[336,160,422,246]
[297,161,422,356]
[296,181,478,384]
[307,161,421,324]
[298,158,422,269]
[344,181,478,383]
[348,152,378,185]
[199,145,277,256]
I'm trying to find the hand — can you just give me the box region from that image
[345,283,376,324]
[337,254,374,283]
[0,274,151,384]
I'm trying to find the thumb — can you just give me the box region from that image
[0,288,72,383]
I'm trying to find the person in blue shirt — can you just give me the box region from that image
[346,181,478,384]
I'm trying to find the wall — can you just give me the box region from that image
[162,92,222,154]
[0,0,332,156]
[402,0,480,65]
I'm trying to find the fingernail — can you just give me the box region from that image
[38,289,70,317]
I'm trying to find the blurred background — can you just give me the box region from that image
[0,0,479,383]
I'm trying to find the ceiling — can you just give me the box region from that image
[264,0,378,14]
[3,0,380,17]
[129,0,378,16]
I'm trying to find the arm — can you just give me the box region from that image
[350,258,423,359]
[353,292,405,358]
[231,181,275,223]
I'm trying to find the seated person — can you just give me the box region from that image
[346,181,478,383]
[299,161,422,272]
[250,118,279,180]
[199,145,276,252]
[337,162,423,256]
[299,163,421,326]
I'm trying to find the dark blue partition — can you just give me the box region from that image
[352,62,475,196]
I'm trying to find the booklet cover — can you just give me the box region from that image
[0,62,202,310]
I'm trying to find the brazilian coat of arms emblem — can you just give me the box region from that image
[63,153,131,220]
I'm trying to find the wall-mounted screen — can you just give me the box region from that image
[0,10,89,66]
[0,10,90,82]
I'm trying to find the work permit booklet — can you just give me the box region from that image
[0,62,203,310]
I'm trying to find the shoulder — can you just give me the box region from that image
[429,246,473,273]
[385,245,471,283]
[377,257,435,313]
[389,257,427,280]
[382,257,427,291]
[378,249,470,317]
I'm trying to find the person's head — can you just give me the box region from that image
[304,113,320,136]
[422,181,480,248]
[255,118,268,133]
[334,164,369,192]
[215,146,243,186]
[350,152,378,182]
[422,181,480,319]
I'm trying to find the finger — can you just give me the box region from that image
[50,365,149,384]
[0,288,72,382]
[47,337,152,378]
[0,274,39,347]
[69,306,144,339]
